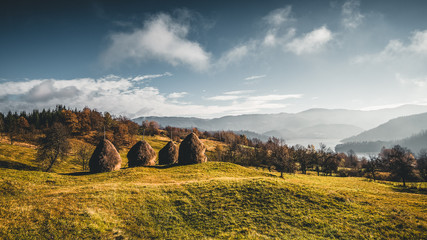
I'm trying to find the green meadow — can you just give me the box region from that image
[0,139,426,239]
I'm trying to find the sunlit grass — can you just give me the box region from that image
[0,139,426,239]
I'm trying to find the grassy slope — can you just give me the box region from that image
[0,139,426,239]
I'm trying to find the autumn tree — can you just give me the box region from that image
[141,120,160,136]
[314,143,328,176]
[62,109,79,135]
[103,112,114,131]
[345,150,360,168]
[267,137,294,177]
[321,153,340,176]
[363,155,381,181]
[112,122,129,150]
[292,145,309,174]
[17,116,30,135]
[89,109,104,132]
[253,140,267,168]
[317,144,339,176]
[416,149,427,181]
[381,145,416,187]
[36,123,70,172]
[77,107,92,134]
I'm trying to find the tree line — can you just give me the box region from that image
[0,105,140,149]
[210,136,427,186]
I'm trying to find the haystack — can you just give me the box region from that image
[158,141,178,165]
[178,133,207,165]
[89,139,122,173]
[127,140,156,167]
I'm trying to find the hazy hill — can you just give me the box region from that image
[336,130,427,155]
[134,105,427,143]
[342,112,427,143]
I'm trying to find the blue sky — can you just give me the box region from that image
[1,0,427,118]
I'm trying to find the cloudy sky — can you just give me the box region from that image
[1,0,427,118]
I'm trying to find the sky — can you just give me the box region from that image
[1,0,427,118]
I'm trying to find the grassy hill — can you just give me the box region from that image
[0,139,426,239]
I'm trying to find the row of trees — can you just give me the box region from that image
[211,137,342,177]
[210,136,426,185]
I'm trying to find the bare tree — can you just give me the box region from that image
[36,123,70,172]
[76,143,93,171]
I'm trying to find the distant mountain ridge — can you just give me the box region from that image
[342,112,427,143]
[264,124,363,140]
[336,130,427,155]
[133,105,427,145]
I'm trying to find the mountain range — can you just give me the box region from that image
[342,112,427,142]
[337,111,427,154]
[133,104,427,147]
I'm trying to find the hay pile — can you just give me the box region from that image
[89,139,122,173]
[178,133,207,165]
[127,140,156,167]
[158,141,178,165]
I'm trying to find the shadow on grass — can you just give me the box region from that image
[392,186,427,195]
[62,164,179,175]
[148,164,179,169]
[61,171,92,176]
[0,160,39,171]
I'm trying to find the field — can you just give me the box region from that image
[0,138,426,239]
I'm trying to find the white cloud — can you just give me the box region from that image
[216,43,254,68]
[205,92,302,116]
[168,92,188,99]
[26,80,80,102]
[263,32,277,47]
[103,13,211,71]
[353,29,427,64]
[217,6,334,67]
[286,26,333,55]
[396,73,427,88]
[132,72,172,81]
[247,94,302,101]
[207,95,244,101]
[224,90,255,95]
[0,76,301,118]
[207,93,301,102]
[361,103,413,111]
[262,6,295,47]
[244,75,266,81]
[408,30,427,54]
[263,28,297,47]
[263,6,293,27]
[341,0,364,29]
